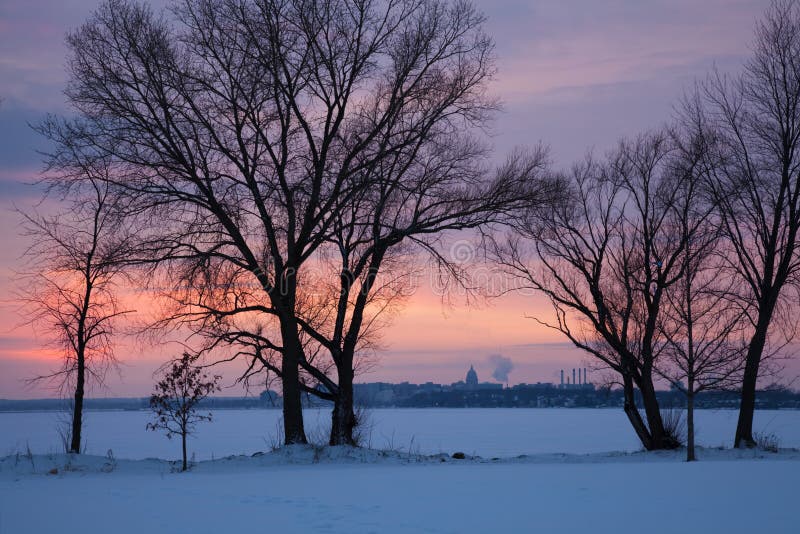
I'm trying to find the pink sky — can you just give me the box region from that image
[0,0,774,398]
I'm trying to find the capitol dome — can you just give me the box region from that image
[466,365,478,387]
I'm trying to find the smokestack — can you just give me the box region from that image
[560,369,564,386]
[572,368,576,386]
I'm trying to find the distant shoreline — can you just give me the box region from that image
[3,386,799,412]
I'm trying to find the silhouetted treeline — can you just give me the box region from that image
[4,385,800,412]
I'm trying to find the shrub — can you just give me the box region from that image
[660,407,686,447]
[754,432,780,453]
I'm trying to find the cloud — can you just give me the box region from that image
[0,103,51,171]
[474,0,768,164]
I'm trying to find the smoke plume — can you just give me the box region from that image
[487,354,513,383]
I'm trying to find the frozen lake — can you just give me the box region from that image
[2,408,798,460]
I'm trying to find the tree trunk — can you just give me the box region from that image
[622,374,654,450]
[735,315,771,448]
[181,431,187,471]
[638,373,677,449]
[280,355,306,445]
[687,387,695,462]
[279,315,307,445]
[70,347,85,454]
[330,361,356,446]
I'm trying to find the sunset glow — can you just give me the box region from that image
[0,0,774,398]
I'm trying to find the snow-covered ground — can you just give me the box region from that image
[0,446,797,534]
[1,409,798,533]
[1,407,798,460]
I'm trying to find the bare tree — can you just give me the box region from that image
[18,172,131,454]
[41,0,521,445]
[299,145,551,445]
[147,352,221,471]
[495,131,716,450]
[655,132,748,460]
[158,118,552,448]
[692,0,800,447]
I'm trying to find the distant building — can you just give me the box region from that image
[466,365,478,388]
[559,367,595,391]
[453,366,503,392]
